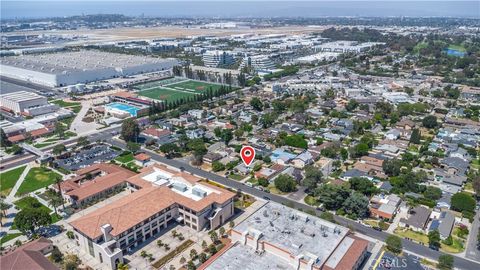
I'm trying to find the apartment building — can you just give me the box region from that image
[69,163,235,270]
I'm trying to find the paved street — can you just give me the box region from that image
[108,138,480,270]
[466,211,480,261]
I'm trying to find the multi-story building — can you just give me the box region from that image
[202,50,235,68]
[201,202,368,270]
[240,55,276,72]
[0,91,56,116]
[69,163,235,270]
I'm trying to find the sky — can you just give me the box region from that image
[1,1,479,19]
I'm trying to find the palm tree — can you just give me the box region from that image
[0,200,11,217]
[48,192,64,217]
[53,178,65,210]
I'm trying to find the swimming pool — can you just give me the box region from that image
[105,102,140,117]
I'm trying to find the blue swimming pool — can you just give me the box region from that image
[106,102,140,117]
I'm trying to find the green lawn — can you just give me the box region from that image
[14,196,51,212]
[115,152,134,163]
[394,228,429,244]
[16,167,62,196]
[0,166,27,197]
[448,44,467,52]
[0,233,22,246]
[229,173,245,181]
[33,142,56,148]
[304,195,319,206]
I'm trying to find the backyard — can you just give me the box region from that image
[0,166,26,197]
[16,167,62,196]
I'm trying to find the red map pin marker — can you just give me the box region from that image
[240,146,255,166]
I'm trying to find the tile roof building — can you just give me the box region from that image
[0,237,58,270]
[69,163,235,270]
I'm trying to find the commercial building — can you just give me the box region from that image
[240,55,276,72]
[0,91,57,116]
[314,41,384,54]
[69,163,235,270]
[202,202,368,270]
[202,50,235,68]
[0,50,177,87]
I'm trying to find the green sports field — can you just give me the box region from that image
[136,79,228,103]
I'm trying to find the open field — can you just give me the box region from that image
[136,79,231,103]
[16,167,62,196]
[0,166,26,197]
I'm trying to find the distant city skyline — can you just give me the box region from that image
[1,1,479,19]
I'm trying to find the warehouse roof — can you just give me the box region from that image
[1,50,176,74]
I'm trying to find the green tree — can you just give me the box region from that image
[422,115,438,129]
[302,165,323,191]
[423,186,442,201]
[346,99,359,112]
[351,143,369,158]
[250,97,263,111]
[46,189,64,216]
[342,192,370,219]
[383,159,403,177]
[385,235,402,254]
[63,253,81,270]
[50,246,63,263]
[121,118,140,142]
[52,144,67,156]
[76,136,89,148]
[220,129,233,145]
[258,178,269,187]
[450,192,476,216]
[159,143,180,158]
[212,161,225,172]
[274,174,297,193]
[126,142,140,153]
[428,229,441,250]
[0,128,11,148]
[54,122,66,139]
[14,208,52,235]
[348,177,377,196]
[410,128,421,144]
[314,184,350,210]
[437,254,454,270]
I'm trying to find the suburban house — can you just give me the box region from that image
[0,237,57,270]
[428,211,455,240]
[134,153,152,167]
[369,194,402,221]
[399,206,432,233]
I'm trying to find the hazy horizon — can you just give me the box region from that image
[1,1,479,20]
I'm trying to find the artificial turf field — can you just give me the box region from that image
[136,79,227,103]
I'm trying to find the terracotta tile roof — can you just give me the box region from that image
[30,128,52,137]
[0,238,58,270]
[142,128,171,138]
[360,156,384,167]
[7,134,25,143]
[114,91,136,98]
[134,153,151,161]
[66,170,135,201]
[70,164,235,239]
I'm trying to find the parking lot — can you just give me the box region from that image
[55,144,120,171]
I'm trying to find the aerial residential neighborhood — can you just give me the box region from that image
[0,1,480,270]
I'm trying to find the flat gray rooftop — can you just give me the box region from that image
[205,242,292,270]
[1,50,174,74]
[234,202,349,266]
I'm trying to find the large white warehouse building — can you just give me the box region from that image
[0,50,178,87]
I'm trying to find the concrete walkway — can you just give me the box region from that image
[6,163,31,201]
[70,100,101,136]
